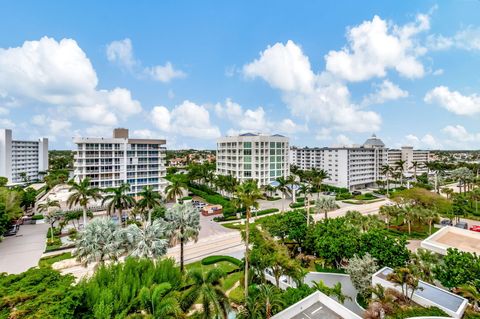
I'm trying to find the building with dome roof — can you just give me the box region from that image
[290,134,429,190]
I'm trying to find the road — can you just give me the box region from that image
[0,223,49,274]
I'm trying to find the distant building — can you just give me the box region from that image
[216,133,289,186]
[0,129,48,185]
[73,128,167,195]
[290,134,430,190]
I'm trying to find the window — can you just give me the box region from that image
[244,149,252,155]
[276,142,281,148]
[244,142,252,148]
[244,164,252,169]
[244,156,252,163]
[244,171,252,177]
[270,149,275,155]
[270,170,275,177]
[270,142,275,148]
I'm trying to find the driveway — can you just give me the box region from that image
[0,223,48,274]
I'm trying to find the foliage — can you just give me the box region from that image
[0,187,23,235]
[201,255,243,267]
[49,150,74,170]
[279,284,315,307]
[121,219,169,259]
[358,229,410,268]
[385,306,448,319]
[258,209,308,244]
[391,187,452,214]
[189,186,235,216]
[44,169,69,190]
[343,253,378,297]
[31,214,44,220]
[238,284,284,319]
[0,177,7,187]
[312,280,351,304]
[76,258,183,318]
[434,248,480,290]
[0,268,80,319]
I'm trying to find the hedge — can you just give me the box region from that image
[201,255,243,267]
[188,187,235,216]
[213,208,280,222]
[386,306,447,319]
[267,197,281,201]
[181,196,192,200]
[31,214,44,220]
[321,184,349,194]
[336,193,353,200]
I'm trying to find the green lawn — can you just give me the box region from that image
[38,252,72,268]
[223,271,243,291]
[229,285,245,304]
[185,260,239,274]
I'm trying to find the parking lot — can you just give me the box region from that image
[0,223,49,274]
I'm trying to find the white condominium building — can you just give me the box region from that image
[216,133,289,186]
[388,146,429,175]
[73,128,167,195]
[0,129,48,185]
[290,135,429,190]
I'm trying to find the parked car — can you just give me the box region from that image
[469,225,480,233]
[455,221,468,229]
[4,225,19,236]
[440,219,453,227]
[352,191,362,196]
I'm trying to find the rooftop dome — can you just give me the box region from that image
[363,134,385,148]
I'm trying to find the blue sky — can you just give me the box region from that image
[1,1,480,150]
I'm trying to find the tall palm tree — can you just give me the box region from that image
[164,203,200,272]
[315,196,338,220]
[378,205,398,228]
[309,168,329,199]
[122,219,169,259]
[137,185,163,225]
[410,161,420,181]
[102,183,135,226]
[274,176,290,212]
[455,284,480,312]
[401,206,418,235]
[74,217,124,267]
[469,187,480,215]
[394,160,407,187]
[139,282,183,318]
[67,178,103,227]
[380,164,393,195]
[234,179,263,300]
[38,199,62,241]
[165,179,187,203]
[181,268,229,318]
[421,208,439,235]
[298,183,313,226]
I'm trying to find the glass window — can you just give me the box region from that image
[270,156,275,163]
[276,142,281,148]
[276,156,282,162]
[244,171,252,177]
[270,170,275,177]
[244,164,252,169]
[270,142,275,148]
[270,149,275,155]
[244,149,252,155]
[244,142,252,148]
[244,156,252,163]
[276,170,282,176]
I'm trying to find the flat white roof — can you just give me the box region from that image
[421,226,480,255]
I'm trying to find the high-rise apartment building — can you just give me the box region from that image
[73,128,167,195]
[216,133,289,186]
[290,135,429,190]
[0,129,48,185]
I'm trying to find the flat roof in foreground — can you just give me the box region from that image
[421,226,480,255]
[291,301,340,319]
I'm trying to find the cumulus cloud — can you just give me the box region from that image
[405,133,442,149]
[0,118,15,128]
[424,86,480,115]
[106,38,185,83]
[334,134,354,147]
[315,128,332,141]
[325,14,429,82]
[243,41,381,133]
[443,125,480,142]
[150,100,221,139]
[214,98,307,134]
[0,37,142,126]
[428,26,480,51]
[362,80,409,105]
[0,107,9,115]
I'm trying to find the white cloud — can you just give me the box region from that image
[106,38,136,69]
[362,80,409,105]
[315,128,332,141]
[404,133,442,149]
[0,118,15,128]
[150,100,221,139]
[442,125,480,142]
[325,14,429,82]
[243,40,315,93]
[0,107,9,115]
[84,125,114,137]
[334,134,353,147]
[31,114,72,135]
[277,118,308,134]
[424,86,480,115]
[432,69,444,76]
[0,37,142,126]
[243,42,381,133]
[106,38,185,83]
[131,129,164,139]
[145,62,186,83]
[428,26,480,51]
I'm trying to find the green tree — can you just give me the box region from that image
[74,217,124,267]
[381,164,394,195]
[235,179,263,300]
[312,280,351,304]
[67,178,103,227]
[165,179,187,203]
[359,229,410,268]
[298,183,313,226]
[434,248,480,290]
[138,282,183,318]
[275,176,291,212]
[314,196,338,220]
[137,185,163,225]
[38,199,62,241]
[0,176,8,187]
[181,268,229,318]
[122,219,169,259]
[102,183,135,225]
[455,284,480,312]
[164,203,200,272]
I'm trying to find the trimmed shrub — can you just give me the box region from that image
[31,214,44,220]
[201,255,243,267]
[289,202,304,209]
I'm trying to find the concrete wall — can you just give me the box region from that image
[0,129,12,182]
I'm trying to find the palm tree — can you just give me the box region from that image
[165,179,187,203]
[380,164,393,195]
[315,196,338,220]
[74,217,124,267]
[469,187,480,215]
[67,178,103,227]
[181,268,229,318]
[38,199,62,241]
[164,203,200,272]
[234,179,263,300]
[274,176,290,212]
[257,284,284,319]
[394,160,407,187]
[441,187,454,199]
[122,219,169,259]
[102,183,135,225]
[455,284,480,312]
[309,168,329,199]
[410,161,420,181]
[421,208,439,235]
[378,205,398,228]
[139,282,183,318]
[400,206,418,235]
[298,183,313,226]
[137,185,163,225]
[312,280,351,304]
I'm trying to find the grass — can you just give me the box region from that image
[229,285,245,304]
[223,271,243,291]
[185,260,239,274]
[38,252,72,268]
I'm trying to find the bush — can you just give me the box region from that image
[181,196,192,200]
[296,197,305,203]
[267,196,281,201]
[336,193,353,200]
[201,255,243,267]
[46,228,61,238]
[213,208,279,222]
[31,214,44,220]
[386,306,447,319]
[321,184,349,194]
[289,202,304,209]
